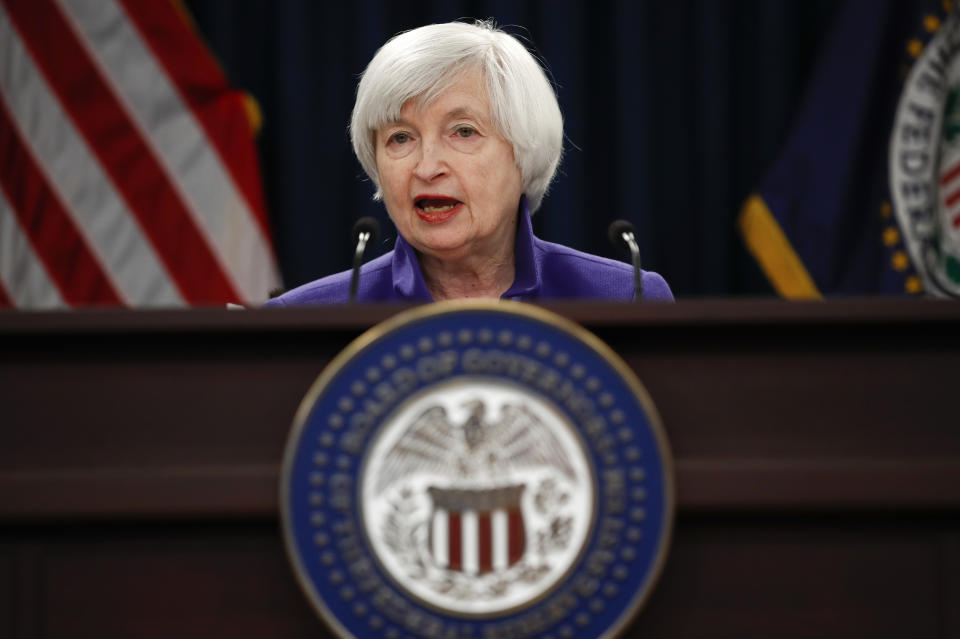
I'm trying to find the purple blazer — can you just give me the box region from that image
[264,209,673,306]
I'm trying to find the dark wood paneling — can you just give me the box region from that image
[945,531,960,638]
[1,524,327,639]
[1,299,959,636]
[0,551,13,639]
[634,516,959,639]
[3,300,960,518]
[1,517,956,639]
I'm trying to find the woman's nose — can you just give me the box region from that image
[412,139,447,182]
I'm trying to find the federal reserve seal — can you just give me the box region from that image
[281,301,674,638]
[890,9,960,296]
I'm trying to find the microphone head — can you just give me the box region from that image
[352,216,381,245]
[607,219,635,250]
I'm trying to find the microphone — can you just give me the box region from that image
[349,217,381,303]
[608,219,643,301]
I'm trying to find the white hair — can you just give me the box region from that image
[350,20,564,213]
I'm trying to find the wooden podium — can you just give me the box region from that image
[1,299,958,638]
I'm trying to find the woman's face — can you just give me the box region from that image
[375,69,523,263]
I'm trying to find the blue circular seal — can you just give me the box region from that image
[281,301,674,639]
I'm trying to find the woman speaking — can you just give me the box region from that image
[266,21,673,305]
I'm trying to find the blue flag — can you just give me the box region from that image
[739,0,960,298]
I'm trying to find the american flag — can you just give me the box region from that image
[0,0,281,309]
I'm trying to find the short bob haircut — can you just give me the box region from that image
[350,20,564,213]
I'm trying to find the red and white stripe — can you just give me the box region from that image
[940,162,960,231]
[430,506,526,575]
[0,0,280,309]
[0,187,66,309]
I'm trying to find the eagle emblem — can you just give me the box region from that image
[375,400,576,493]
[361,381,595,615]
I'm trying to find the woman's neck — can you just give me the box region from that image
[419,249,515,301]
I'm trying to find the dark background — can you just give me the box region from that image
[183,0,841,299]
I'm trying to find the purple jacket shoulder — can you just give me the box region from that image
[531,238,673,302]
[263,252,394,307]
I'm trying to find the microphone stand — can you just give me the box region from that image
[349,217,380,304]
[621,230,643,301]
[349,231,372,303]
[608,219,643,301]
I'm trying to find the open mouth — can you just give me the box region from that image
[415,196,462,222]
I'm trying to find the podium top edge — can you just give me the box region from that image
[1,297,959,336]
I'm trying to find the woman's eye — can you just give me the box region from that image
[455,126,476,138]
[389,132,410,145]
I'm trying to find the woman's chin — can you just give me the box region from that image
[416,236,472,261]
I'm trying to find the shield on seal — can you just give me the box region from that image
[427,485,526,574]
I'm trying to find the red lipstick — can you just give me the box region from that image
[414,195,462,224]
